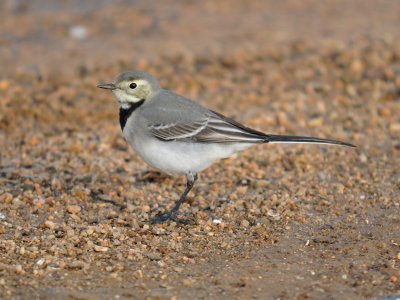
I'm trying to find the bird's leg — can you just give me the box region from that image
[151,172,198,223]
[170,172,198,215]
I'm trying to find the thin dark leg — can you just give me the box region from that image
[151,173,198,224]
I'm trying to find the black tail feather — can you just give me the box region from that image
[266,134,356,148]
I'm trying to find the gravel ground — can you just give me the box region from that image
[1,1,400,299]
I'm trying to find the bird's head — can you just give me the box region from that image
[97,70,160,109]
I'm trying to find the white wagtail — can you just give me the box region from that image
[98,70,355,223]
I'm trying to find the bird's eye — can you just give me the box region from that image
[129,82,137,89]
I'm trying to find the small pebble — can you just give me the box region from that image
[182,279,195,287]
[44,220,56,229]
[68,260,86,270]
[174,267,184,273]
[240,219,250,227]
[134,270,143,279]
[69,25,88,40]
[389,123,400,133]
[94,245,109,252]
[36,258,45,266]
[145,252,162,261]
[66,205,81,214]
[0,80,10,90]
[14,265,25,275]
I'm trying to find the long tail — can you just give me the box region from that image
[266,134,356,148]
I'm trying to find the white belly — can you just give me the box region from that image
[126,132,252,175]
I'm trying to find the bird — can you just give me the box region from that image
[97,70,355,223]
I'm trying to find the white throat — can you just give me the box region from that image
[113,89,142,109]
[120,102,132,109]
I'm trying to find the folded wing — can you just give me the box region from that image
[148,111,267,143]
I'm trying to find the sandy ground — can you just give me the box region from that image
[0,0,400,299]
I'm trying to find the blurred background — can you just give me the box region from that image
[1,0,399,75]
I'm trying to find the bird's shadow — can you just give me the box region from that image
[90,190,127,210]
[135,170,169,183]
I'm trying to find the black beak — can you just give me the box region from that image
[97,83,116,90]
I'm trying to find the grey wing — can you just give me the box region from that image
[148,111,267,143]
[148,119,209,140]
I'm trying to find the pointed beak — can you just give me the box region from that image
[97,83,116,90]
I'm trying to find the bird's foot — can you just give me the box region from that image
[150,211,194,224]
[150,212,175,224]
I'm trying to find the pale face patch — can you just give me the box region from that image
[113,88,142,104]
[112,79,152,107]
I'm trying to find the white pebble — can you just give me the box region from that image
[69,25,88,40]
